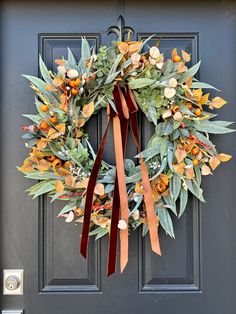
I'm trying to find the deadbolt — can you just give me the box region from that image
[5,275,20,291]
[3,270,24,295]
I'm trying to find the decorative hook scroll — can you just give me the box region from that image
[107,15,135,41]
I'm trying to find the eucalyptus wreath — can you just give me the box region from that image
[19,36,233,270]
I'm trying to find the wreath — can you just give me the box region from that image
[19,35,233,275]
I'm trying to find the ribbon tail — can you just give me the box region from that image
[107,178,120,276]
[107,120,129,276]
[140,159,161,255]
[113,115,129,273]
[80,116,111,258]
[126,88,161,256]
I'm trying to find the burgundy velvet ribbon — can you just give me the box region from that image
[80,112,112,259]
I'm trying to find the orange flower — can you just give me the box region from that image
[36,158,52,172]
[36,138,48,150]
[75,207,84,216]
[117,41,142,55]
[134,182,144,194]
[18,158,34,173]
[192,89,209,106]
[93,216,111,228]
[27,148,52,172]
[55,180,64,193]
[151,174,169,202]
[172,48,182,62]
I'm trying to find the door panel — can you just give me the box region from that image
[1,1,236,314]
[38,34,101,293]
[139,34,200,292]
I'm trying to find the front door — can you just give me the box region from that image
[1,1,236,313]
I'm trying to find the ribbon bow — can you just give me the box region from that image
[80,85,161,275]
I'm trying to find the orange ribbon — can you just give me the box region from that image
[126,89,161,256]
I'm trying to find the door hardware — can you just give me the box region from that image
[3,270,24,295]
[2,311,23,314]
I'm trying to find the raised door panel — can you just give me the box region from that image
[38,34,101,293]
[138,33,201,292]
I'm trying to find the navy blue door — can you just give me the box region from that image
[1,1,236,313]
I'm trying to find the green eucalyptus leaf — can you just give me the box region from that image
[23,75,60,106]
[81,37,91,60]
[35,98,45,117]
[67,48,77,68]
[185,179,205,202]
[29,181,55,199]
[105,70,120,84]
[39,55,53,84]
[107,97,118,113]
[160,137,169,159]
[26,138,38,148]
[194,166,202,186]
[191,81,220,91]
[78,38,91,71]
[142,223,149,237]
[193,131,217,154]
[100,175,115,184]
[163,122,173,136]
[178,187,188,218]
[147,105,157,125]
[26,180,50,193]
[167,148,174,170]
[23,75,47,90]
[131,195,143,213]
[89,226,104,236]
[25,172,62,180]
[170,174,181,202]
[109,53,123,74]
[156,122,173,136]
[157,207,175,238]
[126,171,142,184]
[159,72,179,82]
[50,192,64,203]
[162,59,174,75]
[171,129,180,140]
[163,194,177,215]
[137,145,160,160]
[211,120,234,127]
[128,78,155,89]
[22,114,41,124]
[179,104,195,116]
[95,228,109,240]
[85,138,96,160]
[124,159,135,174]
[179,61,201,83]
[48,143,68,161]
[58,201,77,216]
[121,58,132,69]
[105,184,114,193]
[179,128,190,137]
[193,120,234,134]
[21,133,35,140]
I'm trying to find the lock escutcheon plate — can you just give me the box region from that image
[3,270,24,295]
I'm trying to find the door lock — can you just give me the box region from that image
[3,270,24,295]
[5,275,20,291]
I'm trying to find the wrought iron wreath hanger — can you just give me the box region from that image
[107,15,134,41]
